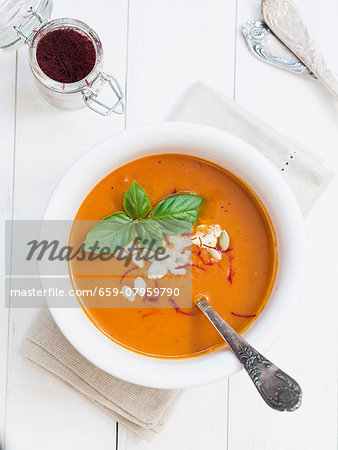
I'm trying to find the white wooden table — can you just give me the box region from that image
[1,1,337,449]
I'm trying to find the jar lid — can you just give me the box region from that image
[0,0,53,51]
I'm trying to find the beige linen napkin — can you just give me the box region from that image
[22,310,180,441]
[22,82,333,440]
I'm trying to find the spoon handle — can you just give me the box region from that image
[261,0,338,99]
[195,298,302,411]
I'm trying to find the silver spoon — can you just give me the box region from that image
[195,297,302,411]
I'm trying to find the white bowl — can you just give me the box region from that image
[44,122,306,389]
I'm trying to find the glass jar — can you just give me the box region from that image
[0,0,124,116]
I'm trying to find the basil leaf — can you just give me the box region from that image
[83,212,135,253]
[123,180,151,219]
[136,219,164,251]
[149,193,203,235]
[153,219,193,235]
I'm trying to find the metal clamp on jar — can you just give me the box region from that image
[0,0,124,116]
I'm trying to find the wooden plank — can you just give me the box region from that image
[119,0,237,448]
[228,1,338,449]
[0,50,17,450]
[125,0,237,128]
[118,380,228,450]
[4,1,128,448]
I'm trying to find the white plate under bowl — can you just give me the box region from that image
[43,121,306,389]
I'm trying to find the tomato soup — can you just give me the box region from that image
[70,153,278,358]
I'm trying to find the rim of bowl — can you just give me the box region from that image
[43,121,307,389]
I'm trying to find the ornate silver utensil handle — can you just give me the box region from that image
[262,0,338,99]
[195,297,302,412]
[242,21,315,79]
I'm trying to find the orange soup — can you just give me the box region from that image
[70,154,277,358]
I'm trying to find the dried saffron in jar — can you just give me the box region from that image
[36,28,96,83]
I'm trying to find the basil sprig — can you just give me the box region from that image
[83,181,203,253]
